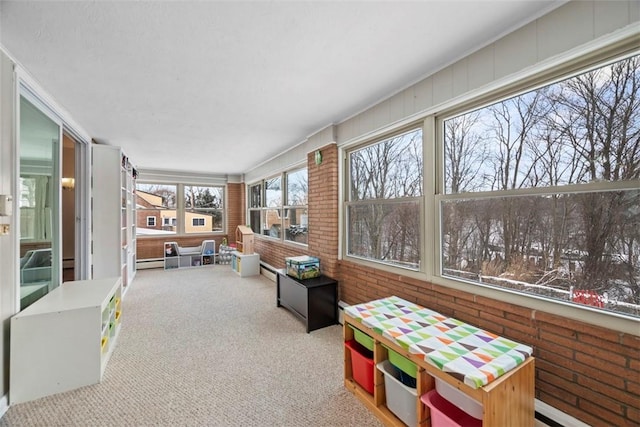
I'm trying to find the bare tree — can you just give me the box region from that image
[552,56,640,292]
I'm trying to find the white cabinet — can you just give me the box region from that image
[10,277,122,404]
[231,251,260,277]
[92,145,137,292]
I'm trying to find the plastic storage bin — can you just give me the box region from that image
[344,340,375,394]
[377,360,418,427]
[385,345,417,388]
[422,390,482,427]
[435,378,483,419]
[285,255,320,279]
[349,325,374,351]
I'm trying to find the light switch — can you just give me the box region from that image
[0,195,13,216]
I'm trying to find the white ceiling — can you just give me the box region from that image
[1,1,563,175]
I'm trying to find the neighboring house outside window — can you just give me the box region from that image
[136,183,225,236]
[184,185,224,233]
[146,216,156,227]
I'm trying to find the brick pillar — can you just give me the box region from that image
[227,182,245,239]
[307,143,339,278]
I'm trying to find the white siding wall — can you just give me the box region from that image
[337,1,640,145]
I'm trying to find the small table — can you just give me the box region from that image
[276,270,338,333]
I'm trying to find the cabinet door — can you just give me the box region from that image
[279,276,308,318]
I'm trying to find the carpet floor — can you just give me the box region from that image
[0,266,382,426]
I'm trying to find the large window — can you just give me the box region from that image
[136,183,225,235]
[184,185,224,233]
[249,167,308,244]
[285,168,309,244]
[346,128,423,269]
[136,184,177,235]
[439,54,640,318]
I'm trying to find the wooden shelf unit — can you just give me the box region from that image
[343,316,535,427]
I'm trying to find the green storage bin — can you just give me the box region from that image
[349,325,374,352]
[385,345,417,379]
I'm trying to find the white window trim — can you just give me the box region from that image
[146,216,156,227]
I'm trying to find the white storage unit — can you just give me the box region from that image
[92,144,137,293]
[231,251,260,277]
[10,277,122,404]
[163,241,216,269]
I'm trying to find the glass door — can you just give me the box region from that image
[19,94,61,309]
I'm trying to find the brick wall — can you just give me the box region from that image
[307,143,339,279]
[254,238,308,270]
[253,141,639,426]
[227,182,244,237]
[252,143,338,277]
[337,259,640,427]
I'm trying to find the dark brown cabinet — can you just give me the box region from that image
[276,271,338,333]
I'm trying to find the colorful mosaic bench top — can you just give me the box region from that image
[344,296,533,389]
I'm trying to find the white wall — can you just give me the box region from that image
[0,48,17,414]
[248,1,640,171]
[336,1,639,144]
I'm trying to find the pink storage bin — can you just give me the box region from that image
[422,390,482,427]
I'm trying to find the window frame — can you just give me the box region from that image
[339,41,640,330]
[434,52,640,320]
[343,125,425,271]
[183,184,225,234]
[248,165,308,246]
[135,182,226,237]
[146,216,156,227]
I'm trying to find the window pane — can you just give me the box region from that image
[287,168,308,206]
[184,185,223,209]
[441,190,640,318]
[284,207,308,245]
[265,177,282,207]
[250,183,262,208]
[136,183,177,235]
[444,55,640,194]
[350,128,423,201]
[262,208,282,238]
[184,185,224,233]
[347,201,421,269]
[249,210,261,234]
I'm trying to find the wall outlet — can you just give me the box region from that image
[0,224,9,235]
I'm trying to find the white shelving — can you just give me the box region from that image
[231,251,260,277]
[163,241,216,269]
[92,145,137,292]
[10,277,122,404]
